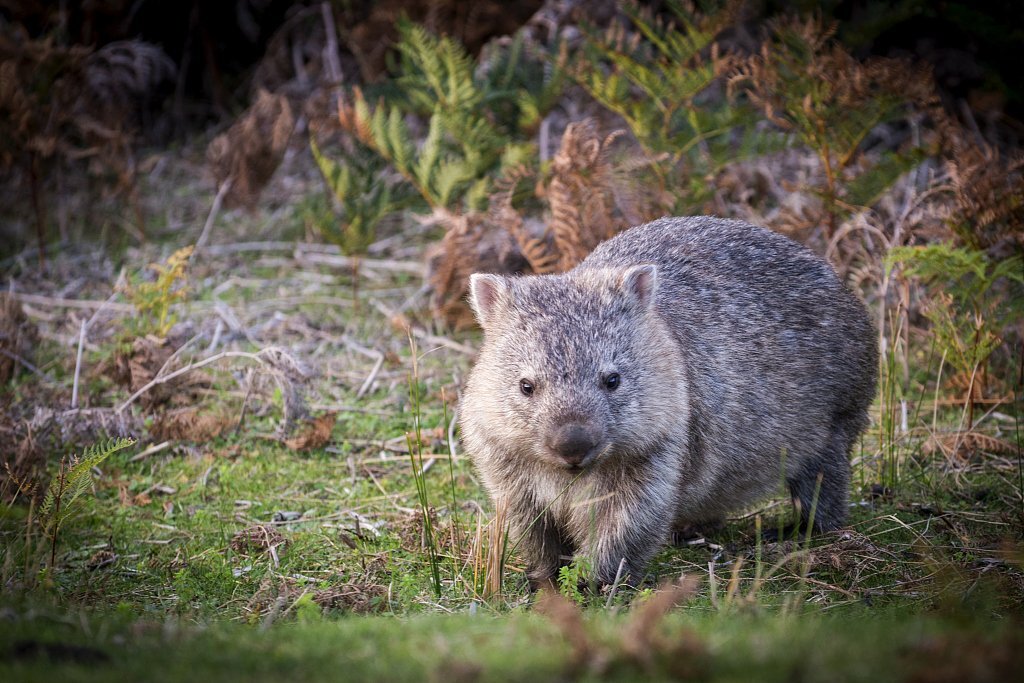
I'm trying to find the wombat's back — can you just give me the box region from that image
[579,216,877,523]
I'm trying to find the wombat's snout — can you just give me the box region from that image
[545,422,602,467]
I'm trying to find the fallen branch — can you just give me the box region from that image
[10,292,135,312]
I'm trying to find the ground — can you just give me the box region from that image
[1,149,1022,681]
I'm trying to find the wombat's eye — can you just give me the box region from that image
[604,373,621,391]
[519,379,535,396]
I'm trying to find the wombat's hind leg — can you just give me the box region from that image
[784,418,854,536]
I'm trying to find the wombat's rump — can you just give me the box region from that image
[461,216,877,586]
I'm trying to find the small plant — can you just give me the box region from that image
[327,20,557,218]
[39,437,135,570]
[311,138,405,258]
[575,0,759,212]
[558,555,593,606]
[729,15,935,234]
[123,246,194,337]
[887,244,1023,428]
[406,335,442,599]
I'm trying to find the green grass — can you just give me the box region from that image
[2,216,1022,680]
[2,601,1020,681]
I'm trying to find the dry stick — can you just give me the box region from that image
[320,1,344,88]
[192,177,234,261]
[71,319,86,409]
[357,354,384,398]
[604,557,628,608]
[296,251,424,275]
[128,441,172,463]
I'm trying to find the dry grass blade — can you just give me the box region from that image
[535,590,602,672]
[206,89,296,208]
[620,575,703,669]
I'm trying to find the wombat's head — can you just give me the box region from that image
[463,265,687,473]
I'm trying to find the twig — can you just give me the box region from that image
[296,251,425,276]
[604,557,628,608]
[192,177,234,260]
[357,353,384,398]
[71,319,86,409]
[128,441,172,462]
[207,319,224,354]
[320,1,344,88]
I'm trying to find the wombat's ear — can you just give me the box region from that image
[620,264,657,311]
[468,273,510,329]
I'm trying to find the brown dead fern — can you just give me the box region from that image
[206,89,296,208]
[490,165,560,274]
[941,124,1024,258]
[427,209,528,328]
[547,119,628,271]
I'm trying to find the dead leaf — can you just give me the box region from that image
[207,89,295,208]
[113,336,211,412]
[284,412,337,451]
[150,406,232,442]
[231,524,287,555]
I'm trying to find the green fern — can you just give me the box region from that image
[887,244,1023,426]
[557,555,593,606]
[40,437,136,568]
[324,21,560,216]
[730,16,936,229]
[575,0,767,212]
[310,136,407,256]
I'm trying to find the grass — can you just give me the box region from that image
[2,179,1022,679]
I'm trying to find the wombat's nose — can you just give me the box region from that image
[546,423,600,467]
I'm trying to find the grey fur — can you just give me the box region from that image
[461,216,878,586]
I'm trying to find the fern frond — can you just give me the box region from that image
[40,437,135,529]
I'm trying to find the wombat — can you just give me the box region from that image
[460,216,878,587]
